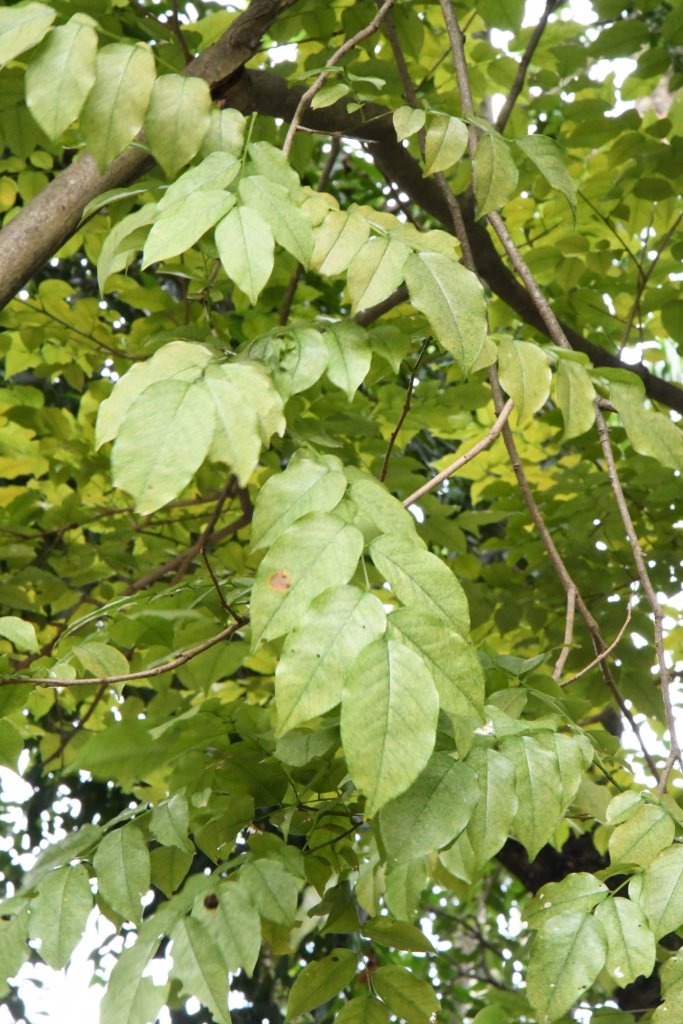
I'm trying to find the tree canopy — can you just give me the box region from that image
[0,0,682,1022]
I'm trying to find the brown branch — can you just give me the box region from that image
[380,339,430,482]
[169,477,238,584]
[0,619,247,688]
[561,592,633,687]
[495,0,558,133]
[42,680,109,768]
[552,586,576,680]
[594,405,682,792]
[402,398,514,507]
[282,0,397,157]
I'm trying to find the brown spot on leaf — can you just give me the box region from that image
[204,893,219,909]
[269,569,292,591]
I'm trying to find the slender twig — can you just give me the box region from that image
[380,339,430,482]
[0,619,247,688]
[170,477,238,583]
[561,593,633,687]
[552,586,576,680]
[439,0,475,124]
[169,0,193,63]
[402,398,514,507]
[282,0,398,157]
[617,211,683,355]
[20,299,144,362]
[202,550,241,623]
[42,680,109,767]
[495,0,558,133]
[594,405,682,791]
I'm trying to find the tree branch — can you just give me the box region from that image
[495,0,558,133]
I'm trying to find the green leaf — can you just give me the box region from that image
[25,15,97,140]
[372,965,439,1024]
[336,996,390,1024]
[71,641,129,677]
[384,860,428,923]
[525,873,609,929]
[149,847,193,898]
[312,210,371,277]
[393,106,426,142]
[515,134,577,214]
[344,468,418,540]
[608,803,675,868]
[24,824,102,890]
[346,236,410,314]
[215,205,275,304]
[142,191,235,267]
[498,338,551,424]
[241,859,299,924]
[201,107,246,157]
[341,638,439,815]
[111,379,214,514]
[193,881,261,976]
[96,204,159,294]
[424,114,469,175]
[637,844,683,938]
[379,752,479,861]
[652,951,683,1024]
[0,721,23,771]
[170,917,229,1024]
[474,133,519,216]
[323,321,372,399]
[404,252,487,373]
[465,747,518,869]
[362,918,434,953]
[555,359,596,440]
[250,513,364,647]
[100,936,168,1024]
[239,177,314,267]
[287,948,358,1019]
[527,911,607,1023]
[594,897,656,987]
[81,44,156,170]
[0,3,55,67]
[158,151,239,210]
[93,825,151,925]
[0,911,29,983]
[150,794,193,853]
[610,382,683,471]
[387,609,483,719]
[275,585,386,734]
[28,865,92,969]
[500,733,564,858]
[251,450,347,552]
[0,615,39,652]
[249,327,328,397]
[145,74,212,178]
[311,82,351,109]
[370,533,470,634]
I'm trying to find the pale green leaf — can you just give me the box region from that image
[0,911,29,983]
[594,897,656,987]
[610,381,683,471]
[498,338,551,424]
[515,134,577,213]
[384,860,427,923]
[527,911,607,1023]
[241,859,299,924]
[653,951,683,1024]
[637,844,683,938]
[362,919,434,953]
[239,176,314,267]
[24,824,102,890]
[0,721,22,771]
[100,936,167,1024]
[248,142,302,193]
[170,917,229,1024]
[149,847,193,898]
[341,639,439,815]
[71,641,129,677]
[372,965,439,1024]
[222,362,285,444]
[500,733,563,858]
[201,107,246,157]
[0,615,39,652]
[28,865,92,969]
[96,340,213,447]
[379,752,479,861]
[424,114,469,175]
[346,235,410,314]
[215,205,274,304]
[287,948,358,1019]
[387,609,483,719]
[93,825,151,925]
[97,204,159,294]
[145,74,212,178]
[310,81,351,109]
[344,468,418,541]
[336,996,390,1024]
[276,585,386,735]
[551,731,592,808]
[525,873,609,929]
[465,747,518,869]
[312,210,370,277]
[150,795,193,853]
[111,379,214,514]
[81,44,156,170]
[158,151,239,211]
[0,3,55,67]
[323,321,372,399]
[555,359,596,440]
[142,191,235,266]
[609,803,675,868]
[393,106,427,142]
[252,450,347,552]
[405,252,487,373]
[25,15,97,140]
[193,881,261,976]
[474,133,519,216]
[370,533,470,634]
[250,513,363,647]
[249,327,328,397]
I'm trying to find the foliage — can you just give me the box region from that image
[0,1,682,1023]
